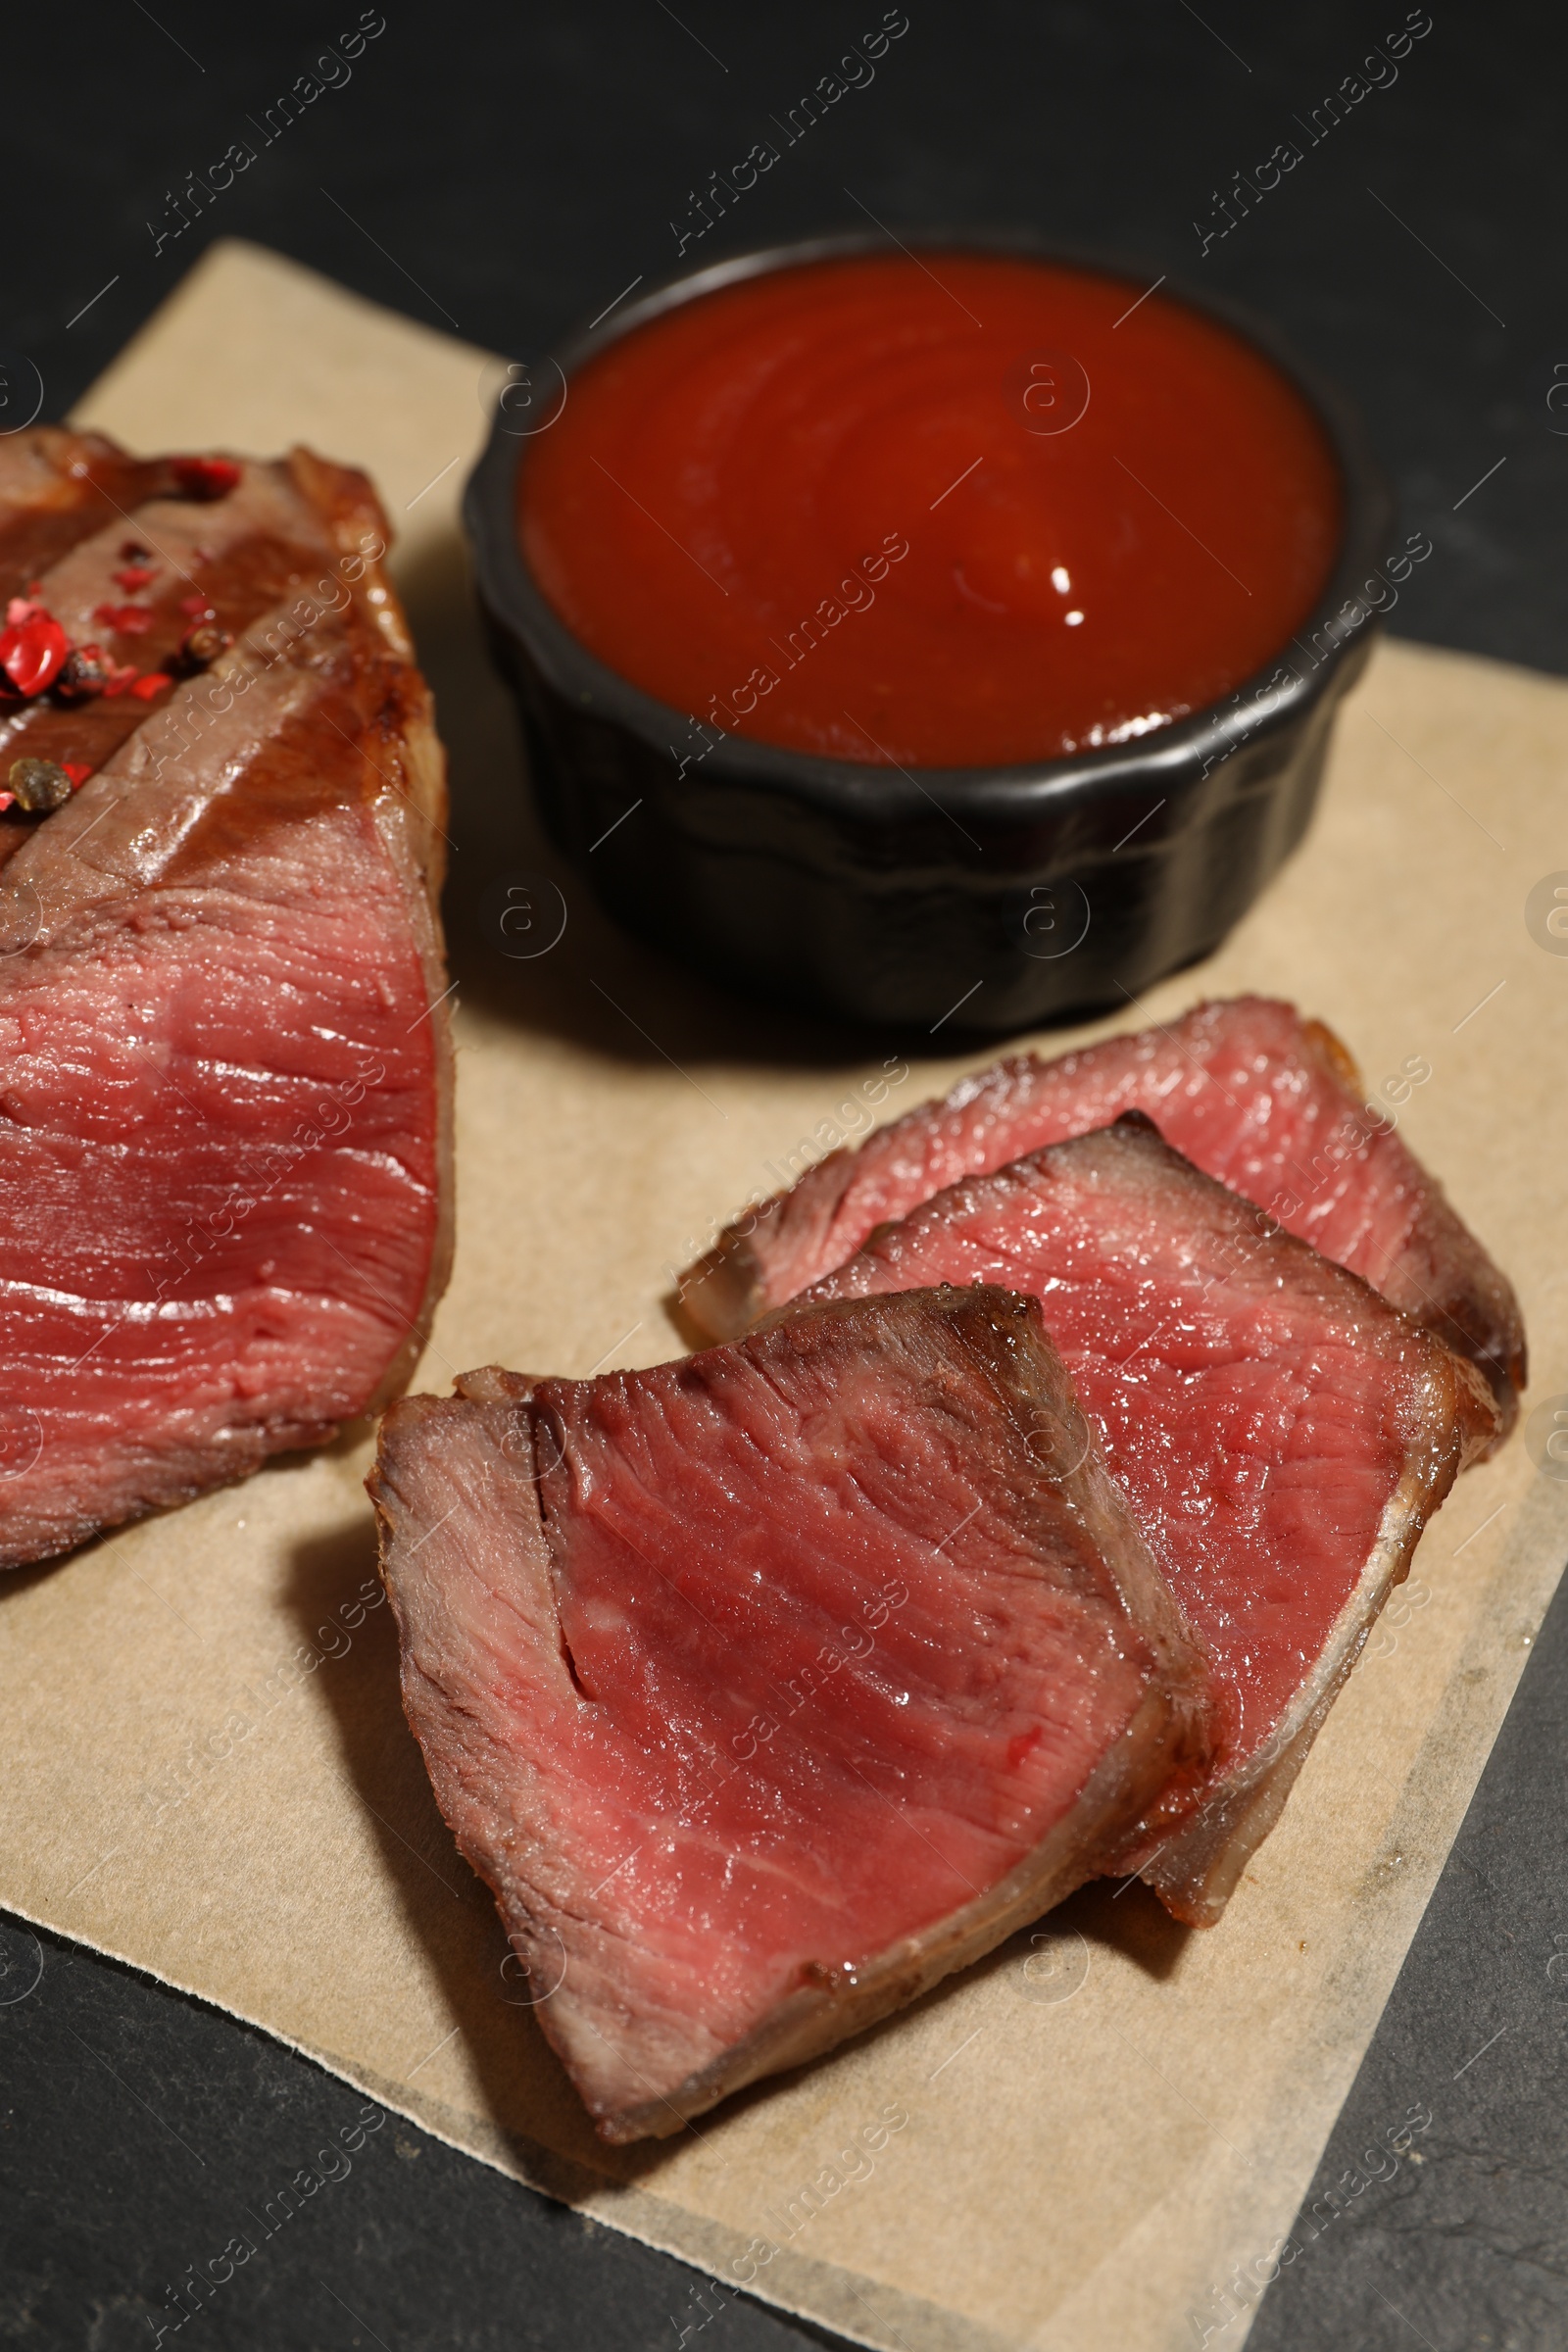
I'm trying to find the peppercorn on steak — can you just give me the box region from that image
[0,426,453,1568]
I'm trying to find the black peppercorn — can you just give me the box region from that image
[53,645,109,703]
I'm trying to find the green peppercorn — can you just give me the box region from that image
[7,758,74,814]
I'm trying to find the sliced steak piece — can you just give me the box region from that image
[803,1116,1498,1924]
[681,997,1524,1440]
[0,428,453,1568]
[369,1287,1210,2142]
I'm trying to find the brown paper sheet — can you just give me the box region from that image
[2,237,1564,2352]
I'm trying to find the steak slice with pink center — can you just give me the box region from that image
[802,1116,1498,1924]
[680,997,1523,1441]
[0,429,453,1567]
[369,1286,1209,2142]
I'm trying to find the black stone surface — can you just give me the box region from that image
[0,1915,855,2351]
[1243,1558,1568,2352]
[2,3,1565,2345]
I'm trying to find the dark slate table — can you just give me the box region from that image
[3,5,1565,2345]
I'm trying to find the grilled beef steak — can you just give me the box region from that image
[681,997,1523,1439]
[803,1117,1498,1923]
[0,427,452,1568]
[0,427,174,608]
[370,1287,1209,2142]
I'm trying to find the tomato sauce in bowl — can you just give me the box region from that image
[517,253,1343,770]
[468,232,1387,1031]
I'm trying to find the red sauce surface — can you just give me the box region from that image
[519,254,1344,768]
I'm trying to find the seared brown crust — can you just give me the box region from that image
[0,429,167,599]
[1299,1017,1525,1439]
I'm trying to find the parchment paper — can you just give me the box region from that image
[3,236,1564,2352]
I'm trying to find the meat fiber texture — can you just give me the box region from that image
[369,1286,1211,2142]
[681,996,1524,1440]
[802,1116,1499,1925]
[0,428,453,1568]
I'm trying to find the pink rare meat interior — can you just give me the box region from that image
[681,996,1524,1442]
[801,1117,1497,1920]
[370,1287,1208,2140]
[0,428,453,1567]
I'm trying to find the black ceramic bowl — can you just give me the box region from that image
[466,231,1392,1035]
